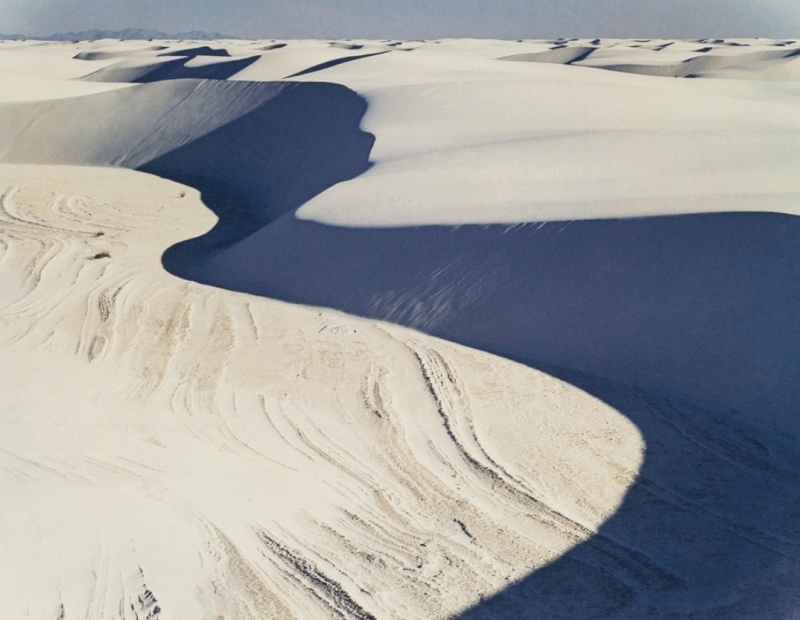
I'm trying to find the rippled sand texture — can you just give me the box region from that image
[0,166,643,619]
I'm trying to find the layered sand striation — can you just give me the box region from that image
[0,164,643,618]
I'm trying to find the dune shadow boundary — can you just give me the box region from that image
[164,147,800,616]
[1,76,798,618]
[161,131,800,617]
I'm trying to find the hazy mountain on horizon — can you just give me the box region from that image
[0,28,239,41]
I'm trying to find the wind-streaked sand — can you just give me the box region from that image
[1,36,800,619]
[0,164,642,618]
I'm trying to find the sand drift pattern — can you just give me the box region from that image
[0,170,642,618]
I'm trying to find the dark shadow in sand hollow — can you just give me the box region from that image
[177,211,800,618]
[456,363,800,619]
[1,77,798,618]
[180,213,800,435]
[143,86,800,617]
[80,54,260,82]
[283,50,391,79]
[158,46,231,57]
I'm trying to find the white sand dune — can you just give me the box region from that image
[80,53,261,83]
[0,43,133,101]
[0,164,642,619]
[0,79,290,167]
[4,38,799,225]
[73,44,170,61]
[499,46,597,64]
[281,41,800,226]
[580,48,800,78]
[2,38,800,619]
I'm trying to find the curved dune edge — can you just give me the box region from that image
[0,164,644,619]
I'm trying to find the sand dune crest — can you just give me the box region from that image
[0,164,643,618]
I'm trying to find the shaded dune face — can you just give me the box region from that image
[192,211,800,617]
[0,170,644,619]
[198,213,800,434]
[0,78,374,245]
[142,85,375,253]
[157,45,231,57]
[80,54,260,83]
[2,77,800,617]
[458,367,800,619]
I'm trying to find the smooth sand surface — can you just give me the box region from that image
[287,39,800,226]
[0,42,133,101]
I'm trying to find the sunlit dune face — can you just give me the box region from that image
[0,165,643,618]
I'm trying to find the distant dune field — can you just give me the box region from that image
[1,37,799,619]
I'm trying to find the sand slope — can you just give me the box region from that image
[0,165,643,619]
[4,44,797,434]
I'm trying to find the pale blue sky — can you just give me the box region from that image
[3,0,799,39]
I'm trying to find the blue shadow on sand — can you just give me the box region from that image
[81,54,260,82]
[1,78,798,618]
[155,87,800,618]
